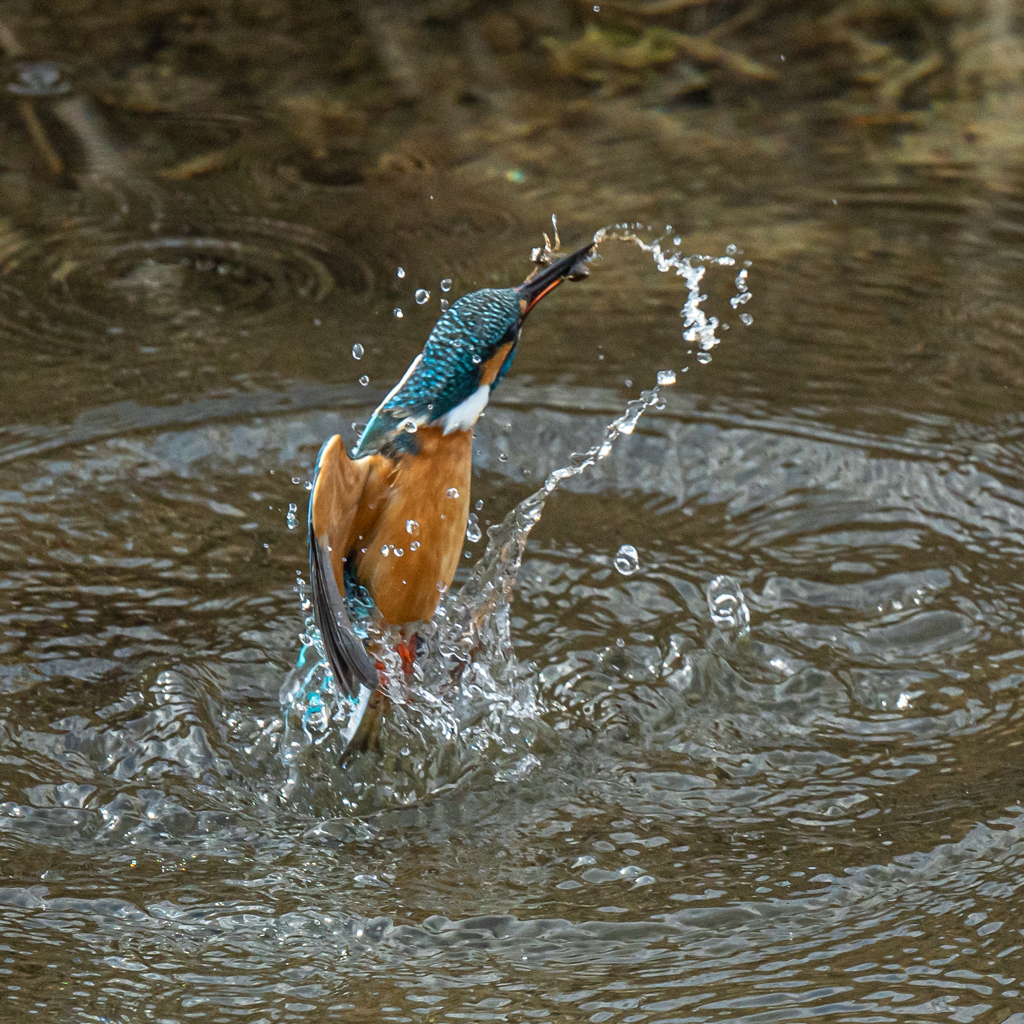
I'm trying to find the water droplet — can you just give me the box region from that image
[706,575,750,636]
[436,580,448,593]
[399,417,418,433]
[466,513,482,543]
[614,544,640,575]
[440,299,449,312]
[657,369,676,386]
[291,476,300,485]
[415,288,430,305]
[359,375,370,386]
[740,312,753,326]
[381,545,390,557]
[396,266,405,279]
[475,498,484,510]
[406,519,419,535]
[624,378,632,387]
[472,353,481,364]
[304,480,312,491]
[446,487,460,499]
[286,503,298,530]
[673,235,682,246]
[410,540,420,551]
[440,278,452,292]
[394,547,404,557]
[725,243,737,255]
[498,452,508,462]
[393,308,403,318]
[352,343,364,360]
[696,351,712,364]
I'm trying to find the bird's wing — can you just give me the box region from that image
[308,435,380,700]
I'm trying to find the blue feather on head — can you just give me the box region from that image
[352,240,595,459]
[353,287,521,458]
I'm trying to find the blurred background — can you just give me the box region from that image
[2,2,1024,1022]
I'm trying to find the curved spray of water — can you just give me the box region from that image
[277,226,749,802]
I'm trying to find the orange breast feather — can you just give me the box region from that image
[310,429,472,626]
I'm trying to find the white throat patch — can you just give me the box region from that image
[440,384,490,434]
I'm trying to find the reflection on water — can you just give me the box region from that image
[3,11,1024,1020]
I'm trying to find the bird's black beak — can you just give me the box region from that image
[516,241,596,314]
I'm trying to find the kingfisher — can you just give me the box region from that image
[307,240,596,759]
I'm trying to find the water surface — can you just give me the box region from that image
[2,30,1024,1024]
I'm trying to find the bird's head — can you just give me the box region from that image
[352,241,595,458]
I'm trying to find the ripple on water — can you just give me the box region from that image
[2,390,1024,1019]
[0,805,1021,1018]
[0,205,369,350]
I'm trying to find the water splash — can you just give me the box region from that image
[614,544,640,575]
[277,228,741,800]
[276,378,672,801]
[706,574,751,637]
[278,578,333,756]
[428,380,671,673]
[731,266,751,310]
[593,224,751,364]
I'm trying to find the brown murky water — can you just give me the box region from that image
[2,3,1024,1022]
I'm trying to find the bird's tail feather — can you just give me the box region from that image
[309,533,385,761]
